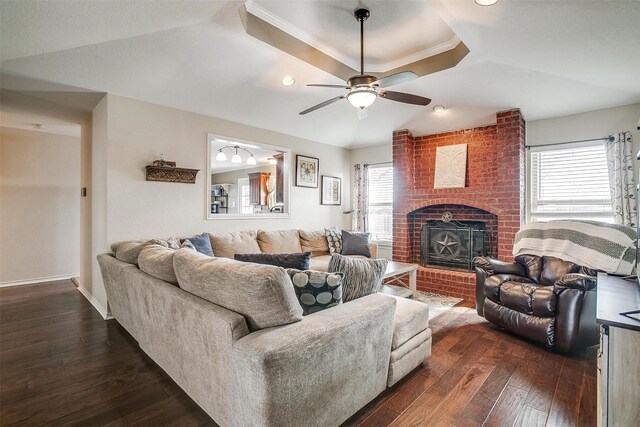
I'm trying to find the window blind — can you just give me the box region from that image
[529,143,613,222]
[367,165,393,242]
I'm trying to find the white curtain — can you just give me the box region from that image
[352,164,369,232]
[606,131,637,227]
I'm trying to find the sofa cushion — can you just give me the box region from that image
[309,255,331,271]
[234,252,311,270]
[184,232,214,257]
[328,254,388,302]
[540,256,580,286]
[257,229,303,254]
[112,239,168,264]
[499,281,535,315]
[174,250,303,331]
[138,244,187,285]
[286,269,343,315]
[388,295,430,350]
[341,230,371,257]
[324,227,342,255]
[515,254,543,283]
[209,230,261,259]
[299,230,330,256]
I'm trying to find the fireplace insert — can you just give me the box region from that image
[421,220,486,271]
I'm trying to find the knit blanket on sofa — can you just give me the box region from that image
[512,220,637,275]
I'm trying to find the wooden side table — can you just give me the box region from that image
[380,261,418,298]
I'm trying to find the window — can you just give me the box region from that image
[367,164,393,243]
[238,178,252,214]
[528,142,613,222]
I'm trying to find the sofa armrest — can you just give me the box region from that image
[368,242,378,259]
[232,293,395,426]
[553,273,598,350]
[473,256,527,277]
[555,273,597,292]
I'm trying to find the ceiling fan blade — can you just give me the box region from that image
[374,71,418,88]
[307,84,350,89]
[379,91,431,106]
[299,96,345,115]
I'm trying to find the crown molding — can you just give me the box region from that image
[245,0,460,74]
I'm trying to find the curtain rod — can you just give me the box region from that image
[525,135,613,149]
[364,161,392,166]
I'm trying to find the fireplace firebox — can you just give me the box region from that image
[421,220,486,271]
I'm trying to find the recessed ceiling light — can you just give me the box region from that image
[475,0,498,5]
[433,105,446,113]
[281,76,295,86]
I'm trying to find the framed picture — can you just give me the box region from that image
[321,176,341,205]
[295,155,319,188]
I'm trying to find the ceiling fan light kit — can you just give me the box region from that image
[300,8,431,115]
[475,0,498,5]
[347,87,377,109]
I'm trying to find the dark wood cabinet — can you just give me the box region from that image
[248,172,270,205]
[274,153,284,204]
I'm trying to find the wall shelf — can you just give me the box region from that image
[145,165,199,184]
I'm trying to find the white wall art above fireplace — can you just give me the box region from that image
[434,144,467,189]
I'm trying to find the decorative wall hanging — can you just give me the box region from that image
[321,175,342,205]
[146,162,199,184]
[295,155,319,188]
[434,144,467,189]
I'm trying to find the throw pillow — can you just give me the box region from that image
[328,254,388,302]
[341,230,371,257]
[324,227,342,255]
[185,232,214,257]
[287,269,344,315]
[234,252,311,270]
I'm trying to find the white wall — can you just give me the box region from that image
[105,94,351,242]
[0,126,80,284]
[527,103,640,168]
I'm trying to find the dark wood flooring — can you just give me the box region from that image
[0,281,596,426]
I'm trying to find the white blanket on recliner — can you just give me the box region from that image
[512,220,636,275]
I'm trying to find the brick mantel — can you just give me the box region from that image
[392,109,526,300]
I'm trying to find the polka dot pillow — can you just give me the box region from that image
[287,269,344,315]
[324,227,342,255]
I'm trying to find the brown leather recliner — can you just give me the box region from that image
[474,255,599,351]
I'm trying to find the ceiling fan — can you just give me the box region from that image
[300,8,431,115]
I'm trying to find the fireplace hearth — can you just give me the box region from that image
[421,220,486,271]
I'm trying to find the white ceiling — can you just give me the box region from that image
[1,0,639,148]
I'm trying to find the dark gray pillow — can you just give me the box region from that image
[185,232,214,257]
[286,269,344,315]
[328,254,388,302]
[341,230,371,257]
[234,252,311,270]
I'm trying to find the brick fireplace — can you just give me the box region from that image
[392,109,526,301]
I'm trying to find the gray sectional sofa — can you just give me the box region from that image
[98,229,432,426]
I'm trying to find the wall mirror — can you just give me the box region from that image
[206,133,290,219]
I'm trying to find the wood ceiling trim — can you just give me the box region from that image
[240,6,469,81]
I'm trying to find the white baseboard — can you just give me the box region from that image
[76,286,113,320]
[0,274,80,288]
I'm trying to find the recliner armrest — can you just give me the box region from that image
[473,256,527,277]
[555,273,597,292]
